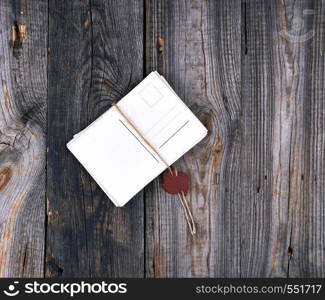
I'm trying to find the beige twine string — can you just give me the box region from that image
[177,191,196,235]
[113,103,196,235]
[113,103,173,174]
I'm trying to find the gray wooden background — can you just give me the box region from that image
[0,0,324,278]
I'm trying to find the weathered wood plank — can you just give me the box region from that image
[242,0,290,277]
[0,0,47,277]
[288,0,325,277]
[146,0,325,278]
[244,0,322,278]
[46,0,144,277]
[145,0,242,277]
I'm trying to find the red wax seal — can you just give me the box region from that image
[162,170,189,195]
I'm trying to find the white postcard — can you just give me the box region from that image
[67,71,208,206]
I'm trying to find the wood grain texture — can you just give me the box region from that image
[242,0,294,277]
[271,0,315,277]
[288,0,325,277]
[243,0,324,278]
[46,0,144,277]
[145,0,242,277]
[0,0,47,277]
[145,0,325,278]
[0,0,324,278]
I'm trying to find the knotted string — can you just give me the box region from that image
[113,103,196,235]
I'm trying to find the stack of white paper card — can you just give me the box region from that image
[67,71,208,207]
